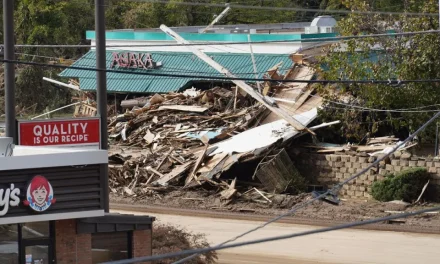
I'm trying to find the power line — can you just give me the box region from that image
[6,30,440,48]
[128,0,438,17]
[108,107,440,264]
[100,206,440,264]
[170,107,440,263]
[3,59,440,85]
[324,104,440,113]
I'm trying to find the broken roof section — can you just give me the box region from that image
[59,50,293,94]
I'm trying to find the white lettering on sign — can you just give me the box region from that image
[32,122,90,145]
[0,184,21,216]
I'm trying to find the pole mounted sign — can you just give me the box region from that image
[18,118,100,148]
[110,52,162,70]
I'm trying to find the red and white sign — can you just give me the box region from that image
[18,118,100,148]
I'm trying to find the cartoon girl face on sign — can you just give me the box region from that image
[23,175,56,212]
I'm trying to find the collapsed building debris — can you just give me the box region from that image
[106,57,342,204]
[107,82,331,202]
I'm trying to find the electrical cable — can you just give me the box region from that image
[5,30,440,48]
[169,107,440,264]
[100,206,440,264]
[323,104,440,113]
[128,0,438,17]
[4,56,440,264]
[3,58,440,85]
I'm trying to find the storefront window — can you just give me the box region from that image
[92,232,129,264]
[25,246,49,264]
[0,225,19,264]
[21,222,50,239]
[19,222,54,264]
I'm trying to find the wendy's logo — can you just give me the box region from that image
[23,175,56,212]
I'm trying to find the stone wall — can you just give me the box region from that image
[292,151,440,200]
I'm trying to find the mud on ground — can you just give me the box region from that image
[110,190,440,228]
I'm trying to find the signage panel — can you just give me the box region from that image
[18,118,100,148]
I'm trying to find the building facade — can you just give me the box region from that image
[59,16,338,95]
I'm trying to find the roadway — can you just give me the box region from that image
[112,209,440,264]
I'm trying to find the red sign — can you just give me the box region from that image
[18,118,100,148]
[110,52,161,69]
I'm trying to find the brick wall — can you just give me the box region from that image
[293,151,440,200]
[55,219,92,264]
[132,230,153,264]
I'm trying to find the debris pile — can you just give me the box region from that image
[299,136,417,156]
[107,61,337,204]
[108,86,271,197]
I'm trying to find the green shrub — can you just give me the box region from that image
[371,167,431,202]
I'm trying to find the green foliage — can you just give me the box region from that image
[371,167,431,202]
[15,66,71,113]
[1,0,426,116]
[318,0,440,143]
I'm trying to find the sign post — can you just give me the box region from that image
[18,118,101,149]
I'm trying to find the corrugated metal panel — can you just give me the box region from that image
[59,51,293,94]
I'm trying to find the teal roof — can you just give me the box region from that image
[85,31,336,42]
[59,50,294,94]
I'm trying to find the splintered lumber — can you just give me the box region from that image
[159,24,313,134]
[185,144,208,186]
[107,85,272,195]
[146,166,165,178]
[158,105,208,113]
[155,161,194,186]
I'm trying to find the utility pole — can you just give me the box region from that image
[160,25,313,134]
[3,0,16,142]
[95,0,109,212]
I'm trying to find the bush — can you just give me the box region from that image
[153,223,217,264]
[371,167,431,202]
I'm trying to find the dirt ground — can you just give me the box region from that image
[113,210,440,264]
[110,190,440,228]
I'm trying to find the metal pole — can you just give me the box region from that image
[95,0,109,212]
[3,0,16,142]
[436,123,439,156]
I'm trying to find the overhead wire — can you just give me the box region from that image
[101,206,440,264]
[6,56,440,263]
[127,0,438,17]
[4,30,440,48]
[3,58,440,85]
[104,106,440,264]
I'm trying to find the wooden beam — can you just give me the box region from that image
[159,24,313,134]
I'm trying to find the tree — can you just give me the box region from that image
[317,0,440,143]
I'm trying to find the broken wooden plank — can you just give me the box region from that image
[158,105,208,113]
[155,161,194,186]
[160,25,313,134]
[185,144,208,186]
[146,166,165,178]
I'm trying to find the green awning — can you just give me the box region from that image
[59,50,293,94]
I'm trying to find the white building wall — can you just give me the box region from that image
[90,39,328,54]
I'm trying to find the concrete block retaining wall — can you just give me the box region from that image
[292,151,440,200]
